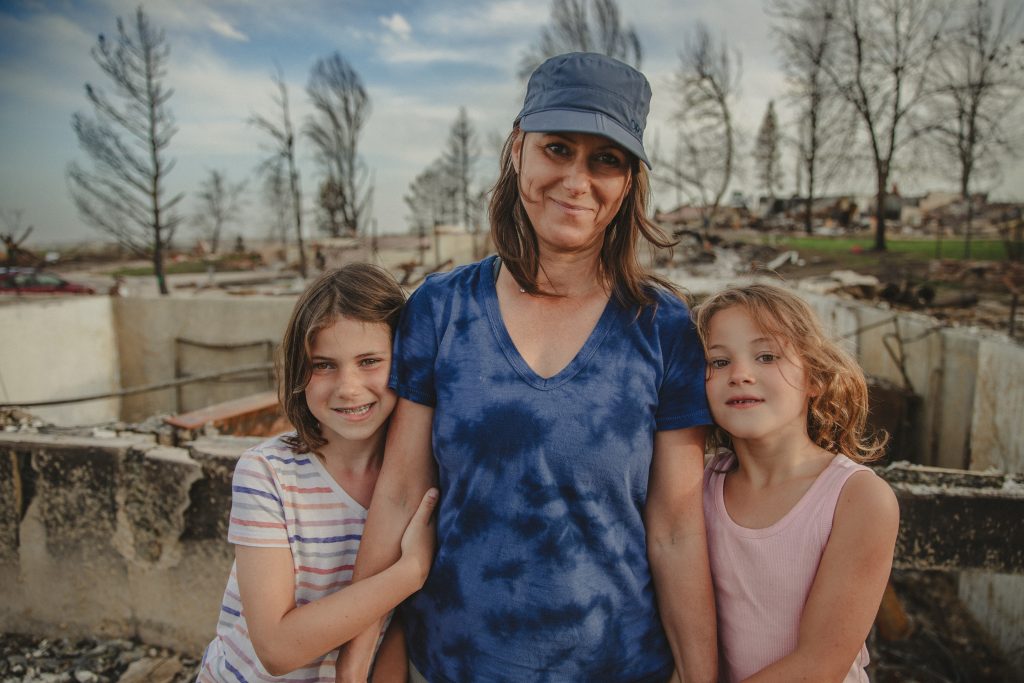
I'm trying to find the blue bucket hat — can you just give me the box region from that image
[516,52,653,168]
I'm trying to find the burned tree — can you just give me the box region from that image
[442,107,481,232]
[770,0,857,234]
[260,159,291,247]
[825,0,946,251]
[250,66,308,277]
[518,0,642,80]
[404,160,455,264]
[659,22,741,229]
[304,53,371,238]
[192,170,245,255]
[930,0,1024,257]
[67,7,181,295]
[754,101,783,200]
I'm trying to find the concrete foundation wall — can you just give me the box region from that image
[798,293,1019,473]
[0,297,121,426]
[959,572,1024,673]
[0,432,250,653]
[114,296,297,422]
[4,431,1023,664]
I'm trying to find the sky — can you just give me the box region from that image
[1,0,1022,248]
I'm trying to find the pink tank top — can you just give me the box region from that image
[703,450,872,683]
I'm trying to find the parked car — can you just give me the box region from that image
[0,268,96,295]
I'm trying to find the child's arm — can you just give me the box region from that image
[235,486,438,677]
[337,399,437,683]
[646,426,718,683]
[742,471,899,683]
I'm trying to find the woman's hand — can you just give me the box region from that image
[399,487,439,586]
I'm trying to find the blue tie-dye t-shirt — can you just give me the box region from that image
[390,255,711,683]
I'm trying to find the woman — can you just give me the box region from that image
[341,52,716,683]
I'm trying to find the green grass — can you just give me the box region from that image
[771,236,1010,261]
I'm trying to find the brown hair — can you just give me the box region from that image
[692,283,887,463]
[278,263,405,455]
[488,125,682,308]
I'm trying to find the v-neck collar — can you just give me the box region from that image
[482,255,622,390]
[306,451,368,513]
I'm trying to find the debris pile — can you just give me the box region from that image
[669,235,1023,337]
[872,570,1017,683]
[0,633,199,683]
[0,407,44,433]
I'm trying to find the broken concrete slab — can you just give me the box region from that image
[883,462,1024,574]
[180,436,259,543]
[118,446,203,565]
[0,432,231,653]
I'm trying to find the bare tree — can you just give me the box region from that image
[261,159,291,247]
[754,101,783,200]
[67,7,181,295]
[251,65,308,277]
[930,0,1024,257]
[770,0,858,234]
[305,53,371,238]
[442,107,481,232]
[193,169,246,254]
[658,22,741,229]
[824,0,947,251]
[405,159,458,233]
[405,161,452,264]
[519,0,642,80]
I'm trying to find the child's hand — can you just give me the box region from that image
[399,487,439,585]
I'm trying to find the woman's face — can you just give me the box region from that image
[512,131,631,257]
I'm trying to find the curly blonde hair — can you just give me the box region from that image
[692,283,887,463]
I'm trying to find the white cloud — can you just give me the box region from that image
[424,0,543,36]
[380,12,412,40]
[378,44,470,65]
[207,15,248,41]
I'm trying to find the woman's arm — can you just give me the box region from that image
[368,611,408,683]
[337,398,437,683]
[235,485,438,676]
[646,426,718,683]
[741,472,900,683]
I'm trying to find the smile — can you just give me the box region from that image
[726,398,764,407]
[333,403,374,416]
[551,198,592,214]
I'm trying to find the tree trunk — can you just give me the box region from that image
[874,176,888,252]
[804,164,816,236]
[289,168,307,278]
[962,175,973,260]
[153,229,169,295]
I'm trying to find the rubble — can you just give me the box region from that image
[872,571,1018,683]
[0,408,44,433]
[0,633,199,683]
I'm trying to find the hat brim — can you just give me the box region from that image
[518,109,652,169]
